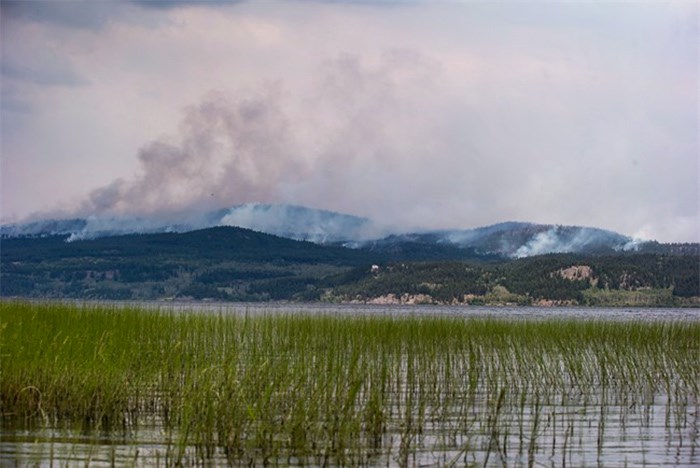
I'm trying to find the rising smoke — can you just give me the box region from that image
[83,86,303,215]
[34,45,696,243]
[80,50,447,229]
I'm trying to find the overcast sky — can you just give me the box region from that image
[1,0,698,242]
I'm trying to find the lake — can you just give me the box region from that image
[27,298,700,321]
[1,302,698,466]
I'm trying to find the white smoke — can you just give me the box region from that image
[513,226,633,258]
[68,50,448,229]
[620,238,645,252]
[80,86,302,216]
[514,229,569,258]
[218,203,389,243]
[2,203,392,244]
[65,215,189,242]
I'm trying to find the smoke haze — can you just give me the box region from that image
[80,52,457,229]
[2,1,698,242]
[83,87,300,214]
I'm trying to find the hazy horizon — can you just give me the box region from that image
[2,1,698,242]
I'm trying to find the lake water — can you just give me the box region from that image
[2,303,698,466]
[35,299,700,321]
[3,395,698,467]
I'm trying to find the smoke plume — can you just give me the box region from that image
[79,50,445,227]
[83,86,303,215]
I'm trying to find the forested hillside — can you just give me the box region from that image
[329,255,698,306]
[1,227,697,306]
[0,227,369,301]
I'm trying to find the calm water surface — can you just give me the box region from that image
[41,299,700,321]
[2,303,698,466]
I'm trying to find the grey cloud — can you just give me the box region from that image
[0,98,32,114]
[1,0,242,29]
[2,59,89,87]
[4,0,696,242]
[133,0,243,10]
[132,0,407,9]
[1,0,129,30]
[296,0,418,5]
[0,84,33,113]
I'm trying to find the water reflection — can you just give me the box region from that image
[2,303,698,466]
[3,390,698,466]
[43,299,700,321]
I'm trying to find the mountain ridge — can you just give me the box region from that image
[0,203,681,258]
[1,224,697,304]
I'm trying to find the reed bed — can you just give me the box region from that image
[1,301,698,466]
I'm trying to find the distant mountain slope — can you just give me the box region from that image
[1,226,697,304]
[4,203,693,258]
[370,223,638,258]
[0,218,89,238]
[218,204,379,243]
[0,226,373,301]
[0,203,378,244]
[348,222,641,259]
[1,226,369,265]
[0,212,225,241]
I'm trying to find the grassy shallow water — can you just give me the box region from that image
[1,301,699,466]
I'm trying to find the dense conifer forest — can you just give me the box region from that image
[1,227,698,306]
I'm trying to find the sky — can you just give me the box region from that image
[1,0,698,242]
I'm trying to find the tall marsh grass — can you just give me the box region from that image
[1,301,698,465]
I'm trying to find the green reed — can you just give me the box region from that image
[1,301,698,465]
